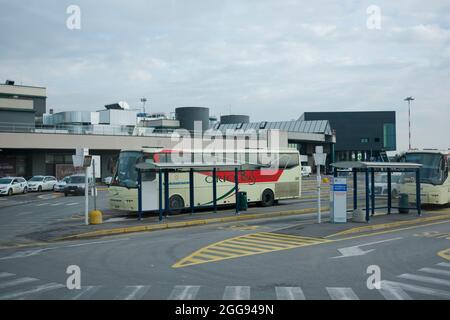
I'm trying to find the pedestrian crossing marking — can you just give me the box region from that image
[172,232,332,268]
[326,287,359,300]
[275,287,305,300]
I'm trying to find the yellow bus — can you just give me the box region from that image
[398,150,450,205]
[109,147,302,212]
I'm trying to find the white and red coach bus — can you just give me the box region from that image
[109,147,302,212]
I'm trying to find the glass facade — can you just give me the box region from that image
[383,123,396,150]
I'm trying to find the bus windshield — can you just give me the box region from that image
[113,151,155,188]
[400,152,448,185]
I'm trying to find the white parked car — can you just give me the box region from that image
[27,176,58,192]
[301,166,312,177]
[54,176,70,192]
[0,177,28,196]
[103,176,113,185]
[373,173,403,198]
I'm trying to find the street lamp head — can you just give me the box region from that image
[404,96,415,102]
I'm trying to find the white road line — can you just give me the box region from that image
[437,262,450,268]
[168,285,200,300]
[0,277,38,289]
[66,203,79,206]
[378,281,412,300]
[419,267,450,277]
[35,203,50,207]
[398,274,450,287]
[0,283,65,300]
[0,272,15,279]
[326,287,359,300]
[382,280,450,299]
[223,286,250,300]
[115,286,150,300]
[50,203,63,206]
[0,238,129,261]
[16,211,32,216]
[275,287,305,300]
[69,286,102,300]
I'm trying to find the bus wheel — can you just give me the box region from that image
[169,195,185,213]
[261,189,275,207]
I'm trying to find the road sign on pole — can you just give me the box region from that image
[73,148,91,225]
[313,146,327,224]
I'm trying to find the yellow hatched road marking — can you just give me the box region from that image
[258,232,325,242]
[248,233,322,244]
[227,239,292,250]
[216,242,268,252]
[438,248,450,261]
[172,232,331,268]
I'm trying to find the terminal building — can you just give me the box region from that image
[0,80,47,126]
[0,81,397,179]
[303,111,396,162]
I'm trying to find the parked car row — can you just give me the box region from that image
[0,174,104,197]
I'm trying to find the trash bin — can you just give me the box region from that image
[238,191,248,211]
[398,193,409,214]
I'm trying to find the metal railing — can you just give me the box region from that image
[0,122,179,137]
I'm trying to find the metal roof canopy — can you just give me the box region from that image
[330,161,422,222]
[331,161,422,170]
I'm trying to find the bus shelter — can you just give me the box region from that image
[135,161,259,222]
[331,161,423,222]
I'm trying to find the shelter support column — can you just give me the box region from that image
[387,168,392,215]
[365,169,370,222]
[416,168,422,216]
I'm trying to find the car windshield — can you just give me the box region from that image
[29,177,44,181]
[400,153,448,185]
[0,178,12,184]
[69,176,86,184]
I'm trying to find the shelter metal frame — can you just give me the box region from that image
[331,161,423,222]
[136,162,261,222]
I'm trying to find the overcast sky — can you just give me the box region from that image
[1,0,449,151]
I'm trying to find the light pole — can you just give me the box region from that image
[404,96,415,150]
[140,97,147,115]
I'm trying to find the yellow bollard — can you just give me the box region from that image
[89,210,103,225]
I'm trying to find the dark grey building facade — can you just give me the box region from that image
[303,111,396,162]
[0,81,47,127]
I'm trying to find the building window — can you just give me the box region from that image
[383,123,396,150]
[374,137,380,143]
[361,138,369,143]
